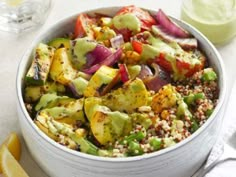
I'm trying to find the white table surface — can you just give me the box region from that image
[0,0,236,176]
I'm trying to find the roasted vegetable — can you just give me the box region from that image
[50,48,77,85]
[155,9,191,38]
[74,13,95,39]
[83,48,122,74]
[35,93,74,111]
[25,43,54,86]
[37,98,85,124]
[90,106,132,145]
[151,84,178,113]
[48,38,71,50]
[84,97,103,121]
[102,78,149,113]
[68,77,88,98]
[84,65,119,97]
[93,26,116,46]
[35,114,99,155]
[24,82,65,103]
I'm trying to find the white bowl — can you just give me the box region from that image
[16,6,227,177]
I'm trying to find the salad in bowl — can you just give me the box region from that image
[23,5,219,158]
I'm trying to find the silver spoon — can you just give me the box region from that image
[192,124,236,177]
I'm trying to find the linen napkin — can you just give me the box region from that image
[203,79,236,177]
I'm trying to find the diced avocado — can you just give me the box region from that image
[102,78,149,113]
[38,98,85,124]
[24,82,65,103]
[48,38,71,50]
[70,77,88,97]
[84,65,119,97]
[25,43,54,86]
[71,37,97,69]
[50,48,77,85]
[90,107,132,145]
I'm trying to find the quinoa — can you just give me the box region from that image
[110,70,219,156]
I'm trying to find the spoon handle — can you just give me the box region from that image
[192,124,236,177]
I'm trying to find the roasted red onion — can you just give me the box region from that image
[138,65,153,80]
[86,44,112,67]
[152,25,197,50]
[114,28,132,42]
[155,9,191,38]
[138,64,170,92]
[83,48,122,74]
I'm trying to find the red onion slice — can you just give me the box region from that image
[152,25,197,50]
[83,48,122,74]
[138,64,170,92]
[156,9,191,38]
[86,44,112,67]
[138,64,153,80]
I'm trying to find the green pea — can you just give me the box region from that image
[121,130,146,144]
[128,141,143,156]
[149,138,162,151]
[190,119,199,133]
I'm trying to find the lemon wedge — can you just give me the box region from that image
[0,145,29,177]
[3,133,21,161]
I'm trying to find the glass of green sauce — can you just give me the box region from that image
[181,0,236,45]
